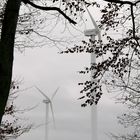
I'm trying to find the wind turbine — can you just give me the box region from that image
[34,86,59,140]
[84,6,101,140]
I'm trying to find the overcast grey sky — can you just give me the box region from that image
[12,46,127,140]
[10,4,130,140]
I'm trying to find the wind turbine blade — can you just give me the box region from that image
[49,102,55,127]
[34,86,50,101]
[85,6,98,30]
[85,5,101,41]
[51,87,59,100]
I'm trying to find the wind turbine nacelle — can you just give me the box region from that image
[43,99,50,104]
[84,29,98,36]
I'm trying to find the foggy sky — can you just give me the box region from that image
[12,46,126,140]
[11,5,128,140]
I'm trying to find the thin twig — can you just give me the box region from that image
[22,0,76,25]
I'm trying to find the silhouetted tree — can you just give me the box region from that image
[0,0,91,124]
[1,0,140,130]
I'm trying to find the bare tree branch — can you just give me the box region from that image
[104,0,140,6]
[22,0,77,25]
[130,4,136,38]
[104,0,133,5]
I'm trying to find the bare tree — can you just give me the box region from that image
[0,0,90,124]
[1,0,140,129]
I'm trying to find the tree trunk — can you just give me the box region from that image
[0,0,21,124]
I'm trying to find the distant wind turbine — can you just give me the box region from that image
[34,86,59,140]
[84,5,101,140]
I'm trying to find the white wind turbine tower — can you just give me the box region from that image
[84,6,101,140]
[35,86,59,140]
